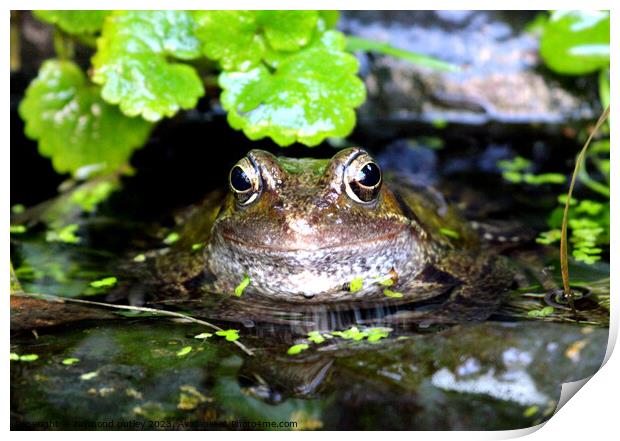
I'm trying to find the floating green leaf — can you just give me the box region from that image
[191,242,205,252]
[10,225,27,234]
[307,331,326,344]
[220,30,365,146]
[287,343,309,355]
[374,274,395,287]
[90,276,117,288]
[194,333,213,339]
[540,11,610,75]
[10,353,19,361]
[234,276,251,297]
[46,223,80,244]
[176,346,193,357]
[439,228,460,239]
[331,326,366,341]
[80,371,98,380]
[366,327,392,342]
[18,354,39,362]
[163,232,180,245]
[62,357,80,365]
[383,289,403,299]
[92,11,204,121]
[497,156,532,172]
[70,180,119,212]
[19,60,153,175]
[11,204,25,214]
[527,306,555,318]
[349,277,363,293]
[33,10,110,35]
[216,329,240,342]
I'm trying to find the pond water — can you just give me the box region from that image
[10,10,608,431]
[10,126,609,430]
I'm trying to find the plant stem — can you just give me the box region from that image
[13,292,255,356]
[345,36,460,72]
[577,165,610,197]
[53,29,75,60]
[10,11,21,72]
[560,106,610,313]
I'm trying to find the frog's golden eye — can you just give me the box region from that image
[229,157,261,205]
[344,154,382,204]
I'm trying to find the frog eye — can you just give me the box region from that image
[229,157,261,205]
[344,153,382,204]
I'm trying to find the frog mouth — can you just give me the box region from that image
[219,226,412,253]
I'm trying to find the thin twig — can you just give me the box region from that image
[560,105,610,314]
[13,292,254,356]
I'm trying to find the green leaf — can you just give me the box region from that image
[163,232,181,245]
[11,204,26,214]
[331,326,366,341]
[527,306,554,318]
[599,68,610,108]
[193,11,265,71]
[383,289,403,299]
[10,353,19,361]
[439,228,460,239]
[90,276,117,288]
[319,11,340,29]
[345,36,459,72]
[92,11,204,121]
[19,60,153,176]
[234,276,251,297]
[522,173,566,185]
[540,11,610,75]
[33,10,109,35]
[62,357,80,365]
[502,171,523,183]
[70,180,119,212]
[536,229,562,245]
[176,346,192,357]
[577,200,603,216]
[215,329,240,342]
[366,327,392,342]
[257,11,319,51]
[133,254,146,263]
[307,331,326,344]
[80,371,98,380]
[18,354,39,362]
[10,225,27,234]
[497,156,532,172]
[193,11,319,71]
[287,343,310,355]
[194,333,213,339]
[349,277,363,293]
[191,243,205,252]
[219,30,366,146]
[374,274,395,287]
[46,223,80,244]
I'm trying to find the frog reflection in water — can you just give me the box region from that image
[153,147,513,322]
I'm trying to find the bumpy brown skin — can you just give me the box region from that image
[153,147,513,319]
